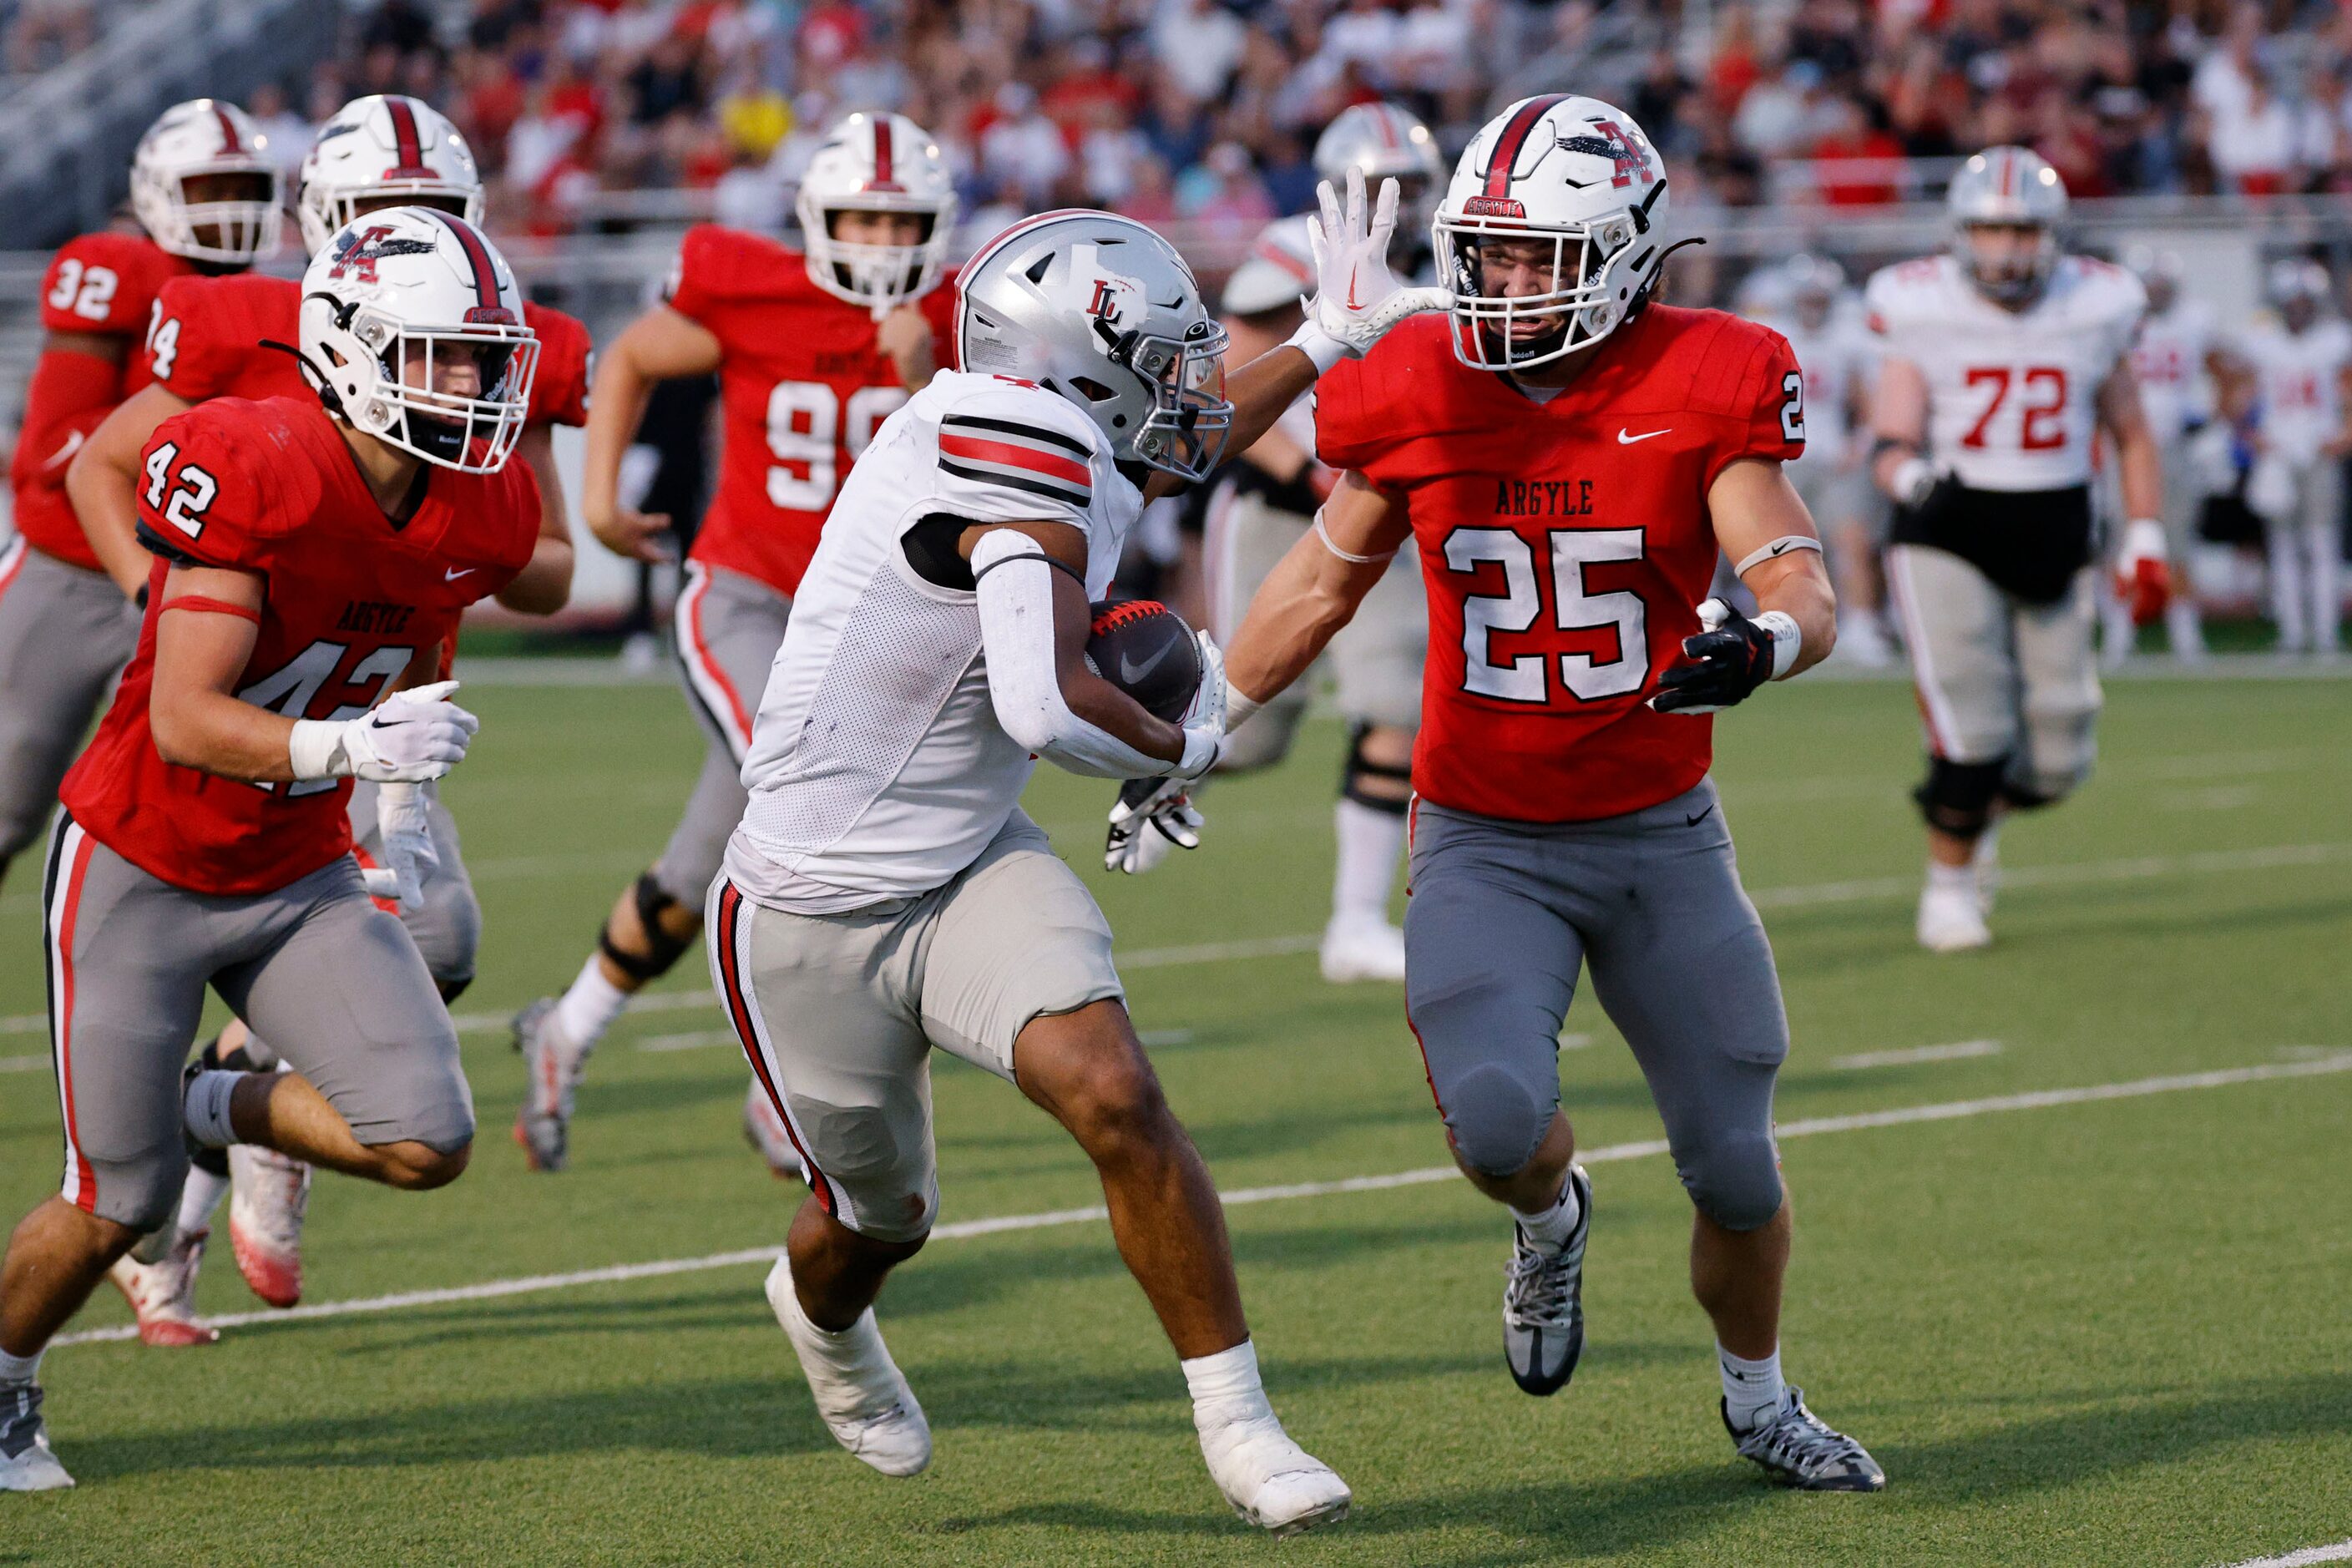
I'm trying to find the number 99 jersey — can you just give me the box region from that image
[664,225,959,598]
[1864,253,2144,492]
[1316,307,1803,824]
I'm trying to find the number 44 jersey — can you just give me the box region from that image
[1864,252,2144,492]
[1316,306,1803,825]
[664,224,959,599]
[60,395,540,895]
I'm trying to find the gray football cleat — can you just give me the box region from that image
[0,1384,73,1491]
[1725,1386,1886,1491]
[511,997,589,1172]
[1502,1163,1592,1396]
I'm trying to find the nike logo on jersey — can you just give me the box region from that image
[41,429,84,470]
[444,567,476,582]
[1617,427,1672,444]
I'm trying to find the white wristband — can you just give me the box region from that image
[1284,321,1349,376]
[1755,609,1802,680]
[287,719,351,781]
[2122,518,2166,559]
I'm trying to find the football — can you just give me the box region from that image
[1085,598,1202,721]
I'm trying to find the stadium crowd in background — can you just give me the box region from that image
[206,0,2352,243]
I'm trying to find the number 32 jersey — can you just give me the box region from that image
[664,225,958,598]
[1317,306,1803,824]
[1864,253,2144,492]
[60,396,540,895]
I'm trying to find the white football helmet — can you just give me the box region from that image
[1783,251,1845,327]
[298,207,539,473]
[1315,103,1446,235]
[129,99,283,266]
[796,112,957,313]
[1220,215,1316,317]
[297,95,483,258]
[1947,146,2067,306]
[958,210,1231,482]
[1433,94,1670,372]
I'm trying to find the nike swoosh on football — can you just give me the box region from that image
[41,430,84,470]
[1617,427,1672,444]
[1118,640,1177,686]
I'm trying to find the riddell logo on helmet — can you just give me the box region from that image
[326,225,436,284]
[1462,195,1527,219]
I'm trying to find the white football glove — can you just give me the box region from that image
[1105,633,1226,874]
[289,680,480,783]
[1290,169,1452,369]
[359,780,439,911]
[1174,631,1227,782]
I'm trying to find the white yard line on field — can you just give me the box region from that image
[2219,1540,2352,1568]
[1831,1039,2003,1070]
[48,1050,2352,1349]
[15,836,2352,1040]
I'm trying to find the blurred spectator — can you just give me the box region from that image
[246,83,315,181]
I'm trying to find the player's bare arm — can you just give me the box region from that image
[579,305,721,561]
[496,424,575,613]
[67,381,195,599]
[1869,354,1932,500]
[146,564,297,779]
[38,328,127,367]
[1709,459,1837,676]
[1225,468,1412,709]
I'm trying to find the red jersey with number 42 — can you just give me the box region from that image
[9,230,196,569]
[139,271,595,429]
[1317,306,1804,824]
[60,395,540,895]
[664,224,957,597]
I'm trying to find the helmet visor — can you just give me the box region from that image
[361,312,540,473]
[175,168,284,265]
[806,203,953,311]
[1127,325,1232,482]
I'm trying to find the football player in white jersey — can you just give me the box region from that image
[1867,147,2167,953]
[2228,260,2352,658]
[707,182,1440,1532]
[1179,208,1430,982]
[2125,248,2220,660]
[1758,254,1890,665]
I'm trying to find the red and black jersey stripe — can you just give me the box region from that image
[939,412,1093,508]
[1483,94,1571,198]
[384,96,432,179]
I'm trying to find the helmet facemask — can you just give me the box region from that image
[1112,321,1232,482]
[311,298,539,473]
[155,168,284,267]
[1957,221,2056,308]
[1438,193,1658,372]
[801,200,954,313]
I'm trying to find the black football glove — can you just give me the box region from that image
[1105,776,1206,874]
[1648,598,1778,715]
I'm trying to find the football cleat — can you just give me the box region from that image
[1915,878,1990,953]
[1196,1405,1353,1537]
[512,997,589,1172]
[765,1256,930,1476]
[1502,1163,1592,1396]
[1724,1386,1886,1491]
[1318,911,1406,984]
[106,1226,218,1347]
[742,1083,807,1182]
[0,1384,72,1491]
[227,1145,311,1308]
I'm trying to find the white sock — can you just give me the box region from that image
[1719,1343,1785,1430]
[0,1347,39,1386]
[176,1164,230,1234]
[1182,1338,1271,1424]
[553,956,630,1050]
[1925,859,1975,897]
[1330,799,1405,924]
[181,1070,242,1149]
[1510,1175,1583,1254]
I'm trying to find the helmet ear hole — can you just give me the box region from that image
[1070,376,1119,402]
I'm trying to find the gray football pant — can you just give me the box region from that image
[1403,780,1788,1232]
[42,817,471,1232]
[0,539,140,868]
[653,564,792,907]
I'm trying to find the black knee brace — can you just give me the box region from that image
[1913,757,2008,840]
[598,873,695,984]
[1341,722,1413,815]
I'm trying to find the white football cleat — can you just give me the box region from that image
[0,1385,72,1491]
[743,1082,807,1182]
[1196,1405,1352,1537]
[227,1144,311,1308]
[1319,910,1406,984]
[107,1226,218,1347]
[1916,878,1991,953]
[765,1256,930,1476]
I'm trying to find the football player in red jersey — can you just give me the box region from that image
[0,99,280,892]
[1220,98,1884,1491]
[67,95,589,1343]
[0,209,543,1491]
[508,111,959,1175]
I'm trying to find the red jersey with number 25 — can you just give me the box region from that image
[60,396,540,895]
[139,271,595,429]
[664,224,957,598]
[1317,306,1804,824]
